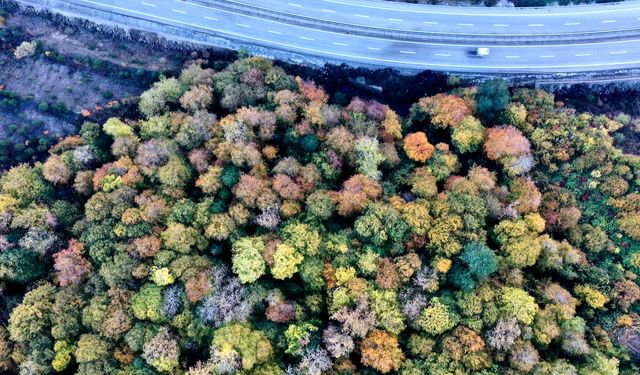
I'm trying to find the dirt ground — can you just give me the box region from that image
[0,50,139,113]
[6,12,181,73]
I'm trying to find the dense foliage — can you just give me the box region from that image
[0,57,638,374]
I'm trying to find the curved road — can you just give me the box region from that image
[31,0,640,72]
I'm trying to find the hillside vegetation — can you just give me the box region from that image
[0,57,638,374]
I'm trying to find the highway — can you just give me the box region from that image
[27,0,640,73]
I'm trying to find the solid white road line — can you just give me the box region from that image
[178,0,640,38]
[135,0,640,49]
[319,0,640,17]
[171,9,186,14]
[77,0,640,71]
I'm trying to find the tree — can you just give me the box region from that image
[483,125,533,175]
[332,174,382,216]
[211,324,273,371]
[354,203,408,256]
[418,297,460,336]
[231,237,266,283]
[131,284,165,323]
[75,334,111,363]
[14,40,37,59]
[180,85,213,112]
[142,327,180,373]
[53,239,91,287]
[451,241,498,291]
[139,77,186,118]
[476,79,510,124]
[451,116,485,153]
[412,94,471,129]
[0,247,44,284]
[323,325,354,359]
[43,155,72,185]
[271,243,304,280]
[403,132,435,163]
[103,117,134,138]
[353,136,384,180]
[359,330,404,374]
[499,287,539,325]
[1,163,52,204]
[8,283,55,342]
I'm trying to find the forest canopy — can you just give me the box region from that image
[0,56,639,375]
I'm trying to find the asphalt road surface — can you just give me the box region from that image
[42,0,640,72]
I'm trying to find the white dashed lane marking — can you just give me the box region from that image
[171,9,186,14]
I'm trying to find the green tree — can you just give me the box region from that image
[499,287,539,325]
[212,324,273,370]
[451,116,485,153]
[75,334,111,363]
[139,77,186,117]
[271,243,304,280]
[131,284,165,323]
[418,297,460,336]
[476,79,510,124]
[231,237,266,284]
[0,164,52,204]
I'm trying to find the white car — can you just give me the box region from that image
[476,47,490,57]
